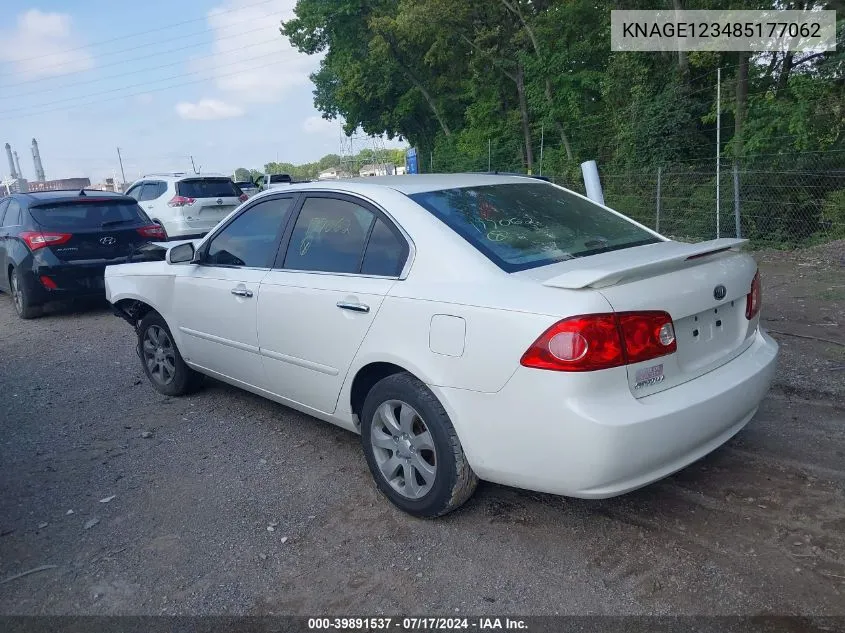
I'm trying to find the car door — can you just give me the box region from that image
[257,192,410,413]
[172,194,297,389]
[137,181,166,220]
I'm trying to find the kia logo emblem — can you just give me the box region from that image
[99,236,116,246]
[714,284,727,300]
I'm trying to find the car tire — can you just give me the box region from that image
[360,372,478,518]
[137,311,203,396]
[9,267,41,320]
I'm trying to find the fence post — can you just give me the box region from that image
[715,67,721,239]
[655,166,662,232]
[733,161,741,239]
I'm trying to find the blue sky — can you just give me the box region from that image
[0,0,405,184]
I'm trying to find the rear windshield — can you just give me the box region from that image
[409,183,661,272]
[29,200,149,229]
[177,178,242,198]
[268,174,292,184]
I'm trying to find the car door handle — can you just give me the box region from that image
[336,301,369,313]
[231,287,253,298]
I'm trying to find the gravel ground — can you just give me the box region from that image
[0,249,843,616]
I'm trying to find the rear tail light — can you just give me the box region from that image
[746,270,761,320]
[521,311,676,372]
[20,231,73,251]
[137,224,167,240]
[39,275,57,290]
[167,195,196,207]
[239,193,248,202]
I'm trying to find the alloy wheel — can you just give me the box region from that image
[142,325,177,386]
[370,400,438,500]
[10,272,23,315]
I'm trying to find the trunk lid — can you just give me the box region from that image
[29,199,153,263]
[523,239,760,398]
[176,177,242,224]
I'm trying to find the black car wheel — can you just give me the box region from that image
[138,312,203,396]
[9,267,41,320]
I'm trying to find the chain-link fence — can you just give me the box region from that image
[591,151,845,247]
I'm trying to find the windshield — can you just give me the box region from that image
[29,200,149,229]
[409,183,661,272]
[177,178,242,198]
[235,181,255,188]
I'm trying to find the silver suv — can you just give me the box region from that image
[125,173,246,239]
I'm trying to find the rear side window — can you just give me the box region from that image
[2,200,22,226]
[177,178,241,199]
[361,218,405,276]
[29,200,149,229]
[282,197,375,274]
[139,181,166,201]
[409,183,661,272]
[0,199,10,225]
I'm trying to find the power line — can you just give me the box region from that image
[1,22,278,89]
[13,38,282,99]
[0,57,285,121]
[0,10,282,81]
[0,49,283,115]
[1,0,280,68]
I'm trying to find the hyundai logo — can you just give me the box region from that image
[714,284,727,300]
[99,236,116,246]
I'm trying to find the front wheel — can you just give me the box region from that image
[138,312,203,396]
[360,372,478,518]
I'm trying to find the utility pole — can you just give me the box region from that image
[116,147,126,186]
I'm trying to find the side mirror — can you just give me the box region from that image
[166,242,195,264]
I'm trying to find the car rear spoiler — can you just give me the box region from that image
[542,238,748,290]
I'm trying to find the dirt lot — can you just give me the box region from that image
[1,242,843,617]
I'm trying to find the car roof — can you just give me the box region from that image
[13,190,135,205]
[135,172,230,182]
[285,173,550,195]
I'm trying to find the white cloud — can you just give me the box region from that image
[192,0,318,105]
[176,99,245,120]
[303,115,337,135]
[0,10,94,78]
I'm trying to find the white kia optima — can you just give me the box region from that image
[105,174,778,517]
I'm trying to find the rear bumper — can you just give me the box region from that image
[432,328,779,498]
[161,217,222,239]
[27,259,135,303]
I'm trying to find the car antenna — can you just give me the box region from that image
[78,188,87,196]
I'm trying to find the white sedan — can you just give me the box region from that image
[105,174,778,517]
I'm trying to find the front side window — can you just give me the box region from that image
[126,184,144,201]
[409,183,661,272]
[204,197,293,268]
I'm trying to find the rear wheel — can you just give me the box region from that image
[9,267,41,319]
[138,312,202,396]
[360,372,478,518]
